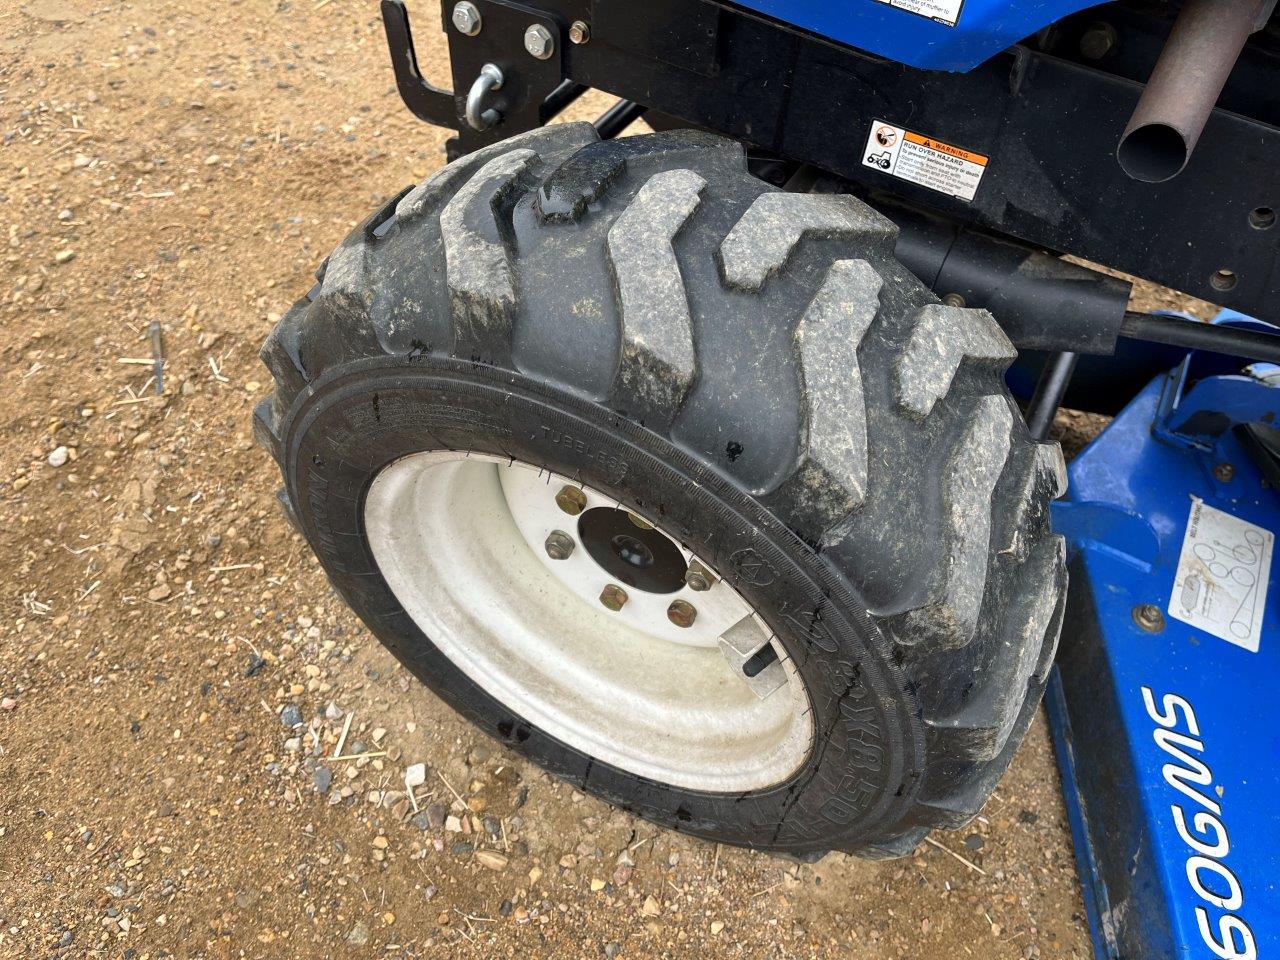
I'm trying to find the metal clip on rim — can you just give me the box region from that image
[466,63,504,131]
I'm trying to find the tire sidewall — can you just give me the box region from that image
[284,356,923,853]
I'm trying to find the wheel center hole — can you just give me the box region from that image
[611,534,654,569]
[578,507,687,593]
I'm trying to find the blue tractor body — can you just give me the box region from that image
[732,0,1108,70]
[1048,313,1280,960]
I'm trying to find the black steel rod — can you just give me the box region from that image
[1121,311,1280,365]
[593,100,647,139]
[1026,352,1079,440]
[542,80,588,120]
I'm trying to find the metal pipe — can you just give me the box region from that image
[1117,0,1266,183]
[542,80,588,121]
[1121,311,1280,365]
[593,100,647,139]
[1025,352,1079,440]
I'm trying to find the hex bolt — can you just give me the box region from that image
[667,599,698,628]
[626,512,654,531]
[941,292,966,308]
[1132,603,1166,633]
[452,1,482,36]
[684,561,716,592]
[1214,462,1236,482]
[555,485,587,516]
[544,530,575,561]
[524,23,555,60]
[569,19,591,44]
[600,584,628,612]
[1079,21,1117,60]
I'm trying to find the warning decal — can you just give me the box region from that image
[871,0,965,28]
[862,120,988,202]
[1169,498,1273,653]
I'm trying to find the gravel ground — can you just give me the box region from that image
[0,1,1210,956]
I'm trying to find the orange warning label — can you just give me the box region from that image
[863,120,988,202]
[903,131,989,167]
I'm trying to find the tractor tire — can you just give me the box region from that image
[255,122,1068,859]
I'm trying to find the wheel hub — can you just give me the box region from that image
[362,451,813,792]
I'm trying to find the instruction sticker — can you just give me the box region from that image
[862,120,988,202]
[871,0,965,27]
[1169,498,1273,652]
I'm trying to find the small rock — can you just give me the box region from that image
[54,250,75,264]
[404,762,426,790]
[963,834,985,852]
[425,802,446,829]
[47,446,69,468]
[475,850,509,871]
[280,704,302,728]
[710,920,725,935]
[345,921,370,946]
[313,767,333,794]
[146,583,171,602]
[204,154,221,166]
[0,697,17,712]
[641,895,661,917]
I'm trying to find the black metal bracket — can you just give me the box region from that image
[381,0,457,127]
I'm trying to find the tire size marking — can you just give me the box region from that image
[1169,498,1272,652]
[536,423,627,484]
[862,120,988,202]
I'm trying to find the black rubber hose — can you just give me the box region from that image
[1121,311,1280,365]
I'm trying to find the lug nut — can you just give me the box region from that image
[555,485,587,515]
[600,584,628,612]
[569,19,591,44]
[544,530,575,561]
[1213,462,1236,482]
[524,23,555,60]
[626,511,654,530]
[684,561,715,592]
[452,1,482,36]
[667,599,697,628]
[1132,603,1166,633]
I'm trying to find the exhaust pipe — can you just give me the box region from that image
[1117,0,1270,183]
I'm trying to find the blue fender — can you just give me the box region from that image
[733,0,1109,70]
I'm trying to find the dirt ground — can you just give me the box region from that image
[0,1,1213,957]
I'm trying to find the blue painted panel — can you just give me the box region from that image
[1049,366,1280,959]
[732,0,1108,70]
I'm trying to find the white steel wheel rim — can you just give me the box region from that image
[363,451,813,792]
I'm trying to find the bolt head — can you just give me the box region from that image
[452,2,482,36]
[1132,603,1166,633]
[555,485,587,516]
[684,561,715,592]
[569,19,591,44]
[941,292,966,308]
[599,584,628,612]
[524,23,555,59]
[1079,22,1116,60]
[626,512,654,531]
[1214,462,1236,483]
[667,599,697,628]
[544,530,575,561]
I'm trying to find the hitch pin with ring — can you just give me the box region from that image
[465,63,504,131]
